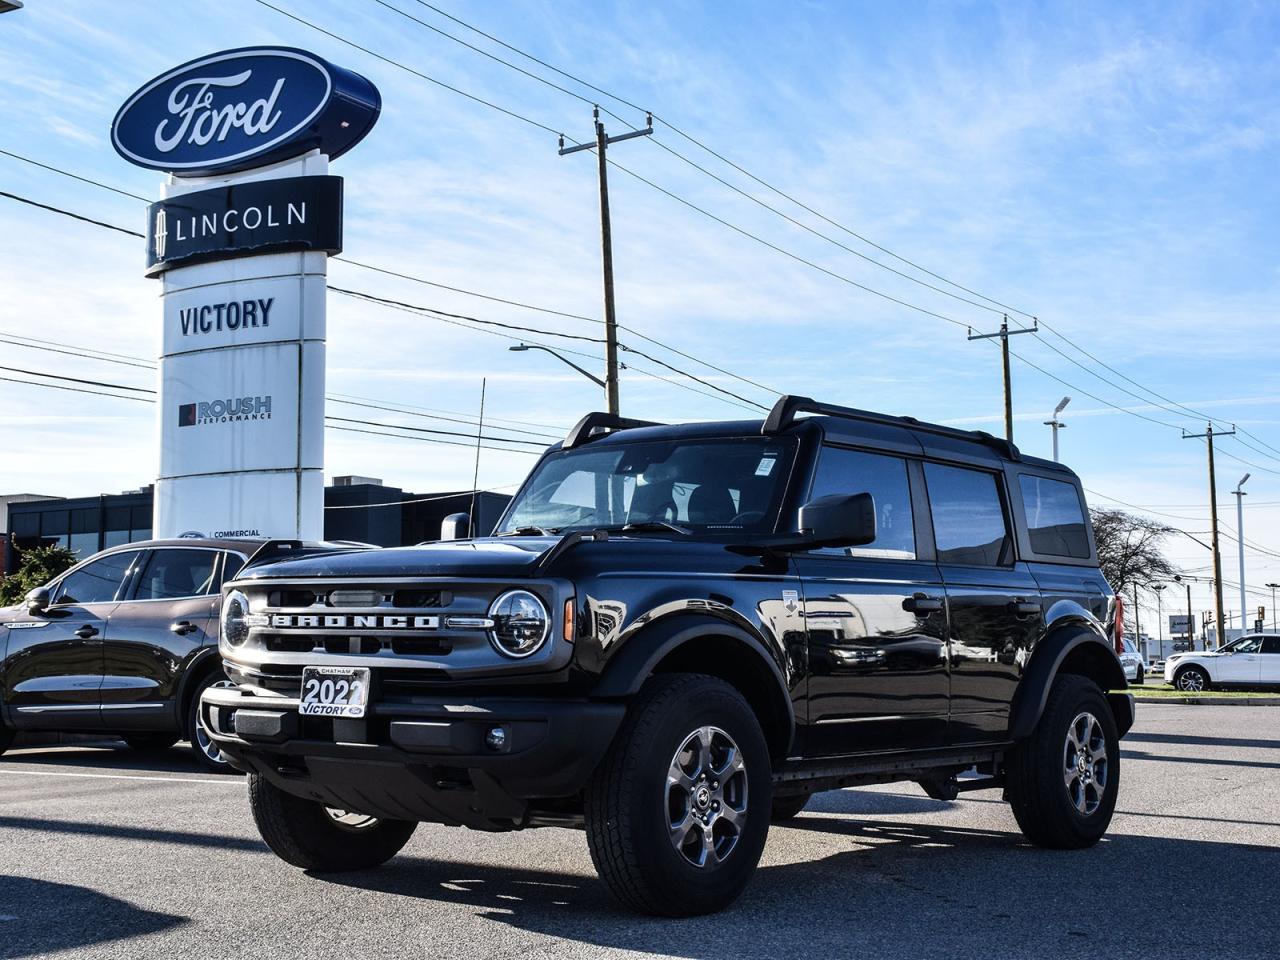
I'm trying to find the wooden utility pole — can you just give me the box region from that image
[967,316,1038,443]
[559,107,653,416]
[1182,423,1236,648]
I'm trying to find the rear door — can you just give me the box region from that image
[922,461,1044,745]
[796,445,950,754]
[2,550,143,729]
[1261,637,1280,684]
[99,547,223,730]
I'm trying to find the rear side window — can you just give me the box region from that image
[924,463,1011,566]
[1262,637,1280,654]
[133,549,220,600]
[808,446,916,559]
[1020,475,1090,558]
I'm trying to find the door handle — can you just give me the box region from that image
[74,625,99,640]
[903,594,944,615]
[170,621,198,636]
[1008,598,1041,617]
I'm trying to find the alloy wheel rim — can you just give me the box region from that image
[1178,670,1205,692]
[325,808,380,831]
[665,725,748,868]
[1062,711,1109,817]
[195,680,236,764]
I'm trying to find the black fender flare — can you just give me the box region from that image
[1008,626,1129,741]
[591,613,796,756]
[174,648,225,735]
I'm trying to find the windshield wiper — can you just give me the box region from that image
[498,525,556,537]
[610,520,693,536]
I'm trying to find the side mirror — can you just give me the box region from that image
[798,492,877,549]
[25,587,50,615]
[441,512,471,541]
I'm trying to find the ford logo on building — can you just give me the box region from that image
[111,46,381,177]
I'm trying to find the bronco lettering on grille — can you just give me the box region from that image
[269,614,440,630]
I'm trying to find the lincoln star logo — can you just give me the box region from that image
[267,614,440,630]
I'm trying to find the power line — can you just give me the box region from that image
[0,190,143,238]
[400,0,1034,318]
[0,148,150,202]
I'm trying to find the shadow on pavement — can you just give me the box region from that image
[315,813,1278,959]
[0,876,187,960]
[1,744,236,777]
[0,815,263,854]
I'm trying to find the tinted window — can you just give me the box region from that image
[133,549,220,600]
[808,447,916,559]
[221,553,245,586]
[1262,637,1280,654]
[924,463,1011,566]
[55,551,140,605]
[1020,475,1090,558]
[1232,636,1264,654]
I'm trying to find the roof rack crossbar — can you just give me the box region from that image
[763,395,1021,461]
[564,412,662,449]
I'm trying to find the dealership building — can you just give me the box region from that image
[0,479,511,575]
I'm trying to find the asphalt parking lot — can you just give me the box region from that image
[2,703,1277,960]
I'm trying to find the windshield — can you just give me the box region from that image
[499,436,797,536]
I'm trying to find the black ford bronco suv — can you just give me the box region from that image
[203,395,1133,916]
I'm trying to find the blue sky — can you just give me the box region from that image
[1,0,1279,630]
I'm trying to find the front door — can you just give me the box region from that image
[921,462,1044,745]
[798,446,949,754]
[1215,636,1263,684]
[100,547,222,730]
[2,550,143,729]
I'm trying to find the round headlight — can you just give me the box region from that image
[221,589,251,647]
[488,590,550,658]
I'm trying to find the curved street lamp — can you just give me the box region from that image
[509,343,607,389]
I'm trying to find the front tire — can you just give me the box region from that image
[248,774,417,871]
[1174,665,1210,693]
[1006,674,1119,849]
[584,673,772,917]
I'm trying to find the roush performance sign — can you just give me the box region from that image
[145,175,343,274]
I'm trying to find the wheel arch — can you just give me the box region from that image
[175,649,227,738]
[1009,625,1130,741]
[591,613,795,763]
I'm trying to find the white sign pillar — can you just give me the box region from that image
[153,151,329,539]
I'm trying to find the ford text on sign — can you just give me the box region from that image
[111,47,380,176]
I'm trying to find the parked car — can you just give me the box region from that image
[1119,638,1146,684]
[1164,634,1280,691]
[0,538,360,771]
[203,396,1133,916]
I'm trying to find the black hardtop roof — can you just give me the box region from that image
[556,396,1079,478]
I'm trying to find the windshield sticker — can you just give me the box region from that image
[754,457,777,477]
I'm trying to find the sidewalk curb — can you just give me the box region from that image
[1133,696,1280,706]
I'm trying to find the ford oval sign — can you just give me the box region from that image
[111,46,380,177]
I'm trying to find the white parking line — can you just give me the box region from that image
[0,768,244,786]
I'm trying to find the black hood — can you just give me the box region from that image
[236,537,559,581]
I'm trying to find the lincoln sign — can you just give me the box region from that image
[111,46,380,540]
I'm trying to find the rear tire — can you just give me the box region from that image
[770,793,810,822]
[188,669,240,774]
[248,773,417,871]
[584,673,772,917]
[122,733,179,752]
[1006,674,1119,850]
[1134,666,1144,685]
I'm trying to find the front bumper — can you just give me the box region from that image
[201,685,624,829]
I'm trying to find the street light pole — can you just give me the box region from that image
[1267,583,1279,632]
[508,343,607,388]
[1044,396,1071,462]
[1233,473,1250,637]
[1153,584,1167,659]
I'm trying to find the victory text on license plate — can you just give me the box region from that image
[299,666,371,718]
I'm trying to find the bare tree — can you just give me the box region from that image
[1090,507,1178,599]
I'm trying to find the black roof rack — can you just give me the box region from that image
[564,412,662,449]
[763,395,1020,461]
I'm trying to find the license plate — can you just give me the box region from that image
[299,666,371,718]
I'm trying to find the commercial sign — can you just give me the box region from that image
[111,47,380,177]
[145,175,343,275]
[1169,614,1192,635]
[112,48,379,541]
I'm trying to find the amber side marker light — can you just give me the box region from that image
[564,599,576,641]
